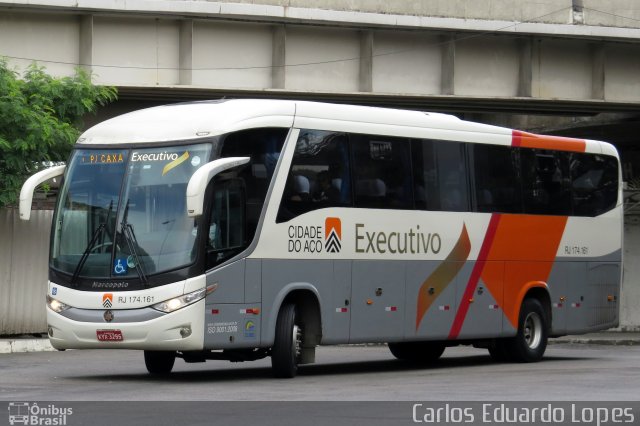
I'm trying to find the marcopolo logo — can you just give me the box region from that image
[7,402,73,425]
[325,217,342,253]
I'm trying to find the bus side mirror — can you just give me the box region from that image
[186,157,250,217]
[19,165,66,221]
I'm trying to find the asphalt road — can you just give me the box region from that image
[1,343,639,401]
[1,344,639,426]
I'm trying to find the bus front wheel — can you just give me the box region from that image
[271,303,302,378]
[506,298,548,363]
[144,350,176,374]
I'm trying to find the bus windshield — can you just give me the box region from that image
[51,143,212,282]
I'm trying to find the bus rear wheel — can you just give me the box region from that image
[388,341,445,363]
[505,298,548,363]
[271,303,302,378]
[144,350,176,374]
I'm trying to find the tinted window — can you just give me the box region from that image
[411,139,469,211]
[206,179,245,269]
[277,130,351,222]
[351,135,412,209]
[471,144,522,213]
[570,153,618,216]
[220,128,287,238]
[521,149,572,215]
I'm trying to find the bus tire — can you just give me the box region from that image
[388,341,445,363]
[506,298,548,363]
[271,303,301,378]
[144,350,176,374]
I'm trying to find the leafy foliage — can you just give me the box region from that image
[0,59,117,206]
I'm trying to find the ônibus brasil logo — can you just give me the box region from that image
[7,402,73,425]
[325,217,342,253]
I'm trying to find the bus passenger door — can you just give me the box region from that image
[349,260,405,343]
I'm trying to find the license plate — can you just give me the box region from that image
[96,330,123,342]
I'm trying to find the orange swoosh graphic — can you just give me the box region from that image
[415,223,471,330]
[162,151,190,176]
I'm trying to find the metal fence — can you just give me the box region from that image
[0,208,52,335]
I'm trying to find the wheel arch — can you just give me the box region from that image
[516,282,552,331]
[263,283,323,347]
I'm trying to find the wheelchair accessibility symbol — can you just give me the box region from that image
[114,258,128,275]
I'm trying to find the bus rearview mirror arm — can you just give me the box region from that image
[19,165,66,221]
[186,157,250,217]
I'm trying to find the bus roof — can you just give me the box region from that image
[77,99,505,144]
[77,99,614,156]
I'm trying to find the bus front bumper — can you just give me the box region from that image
[46,299,205,351]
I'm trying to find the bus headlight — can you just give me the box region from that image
[46,295,71,313]
[152,284,217,313]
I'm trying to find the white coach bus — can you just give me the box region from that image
[20,100,622,378]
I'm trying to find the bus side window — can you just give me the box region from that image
[351,135,412,210]
[521,149,572,215]
[220,127,287,242]
[411,139,469,212]
[277,131,351,222]
[471,144,522,214]
[570,153,619,216]
[206,178,246,269]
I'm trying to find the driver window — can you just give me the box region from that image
[206,179,246,269]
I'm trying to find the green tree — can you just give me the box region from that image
[0,59,117,206]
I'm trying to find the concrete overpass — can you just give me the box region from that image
[1,0,640,116]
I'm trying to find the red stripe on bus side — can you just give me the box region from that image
[512,130,523,147]
[448,214,501,340]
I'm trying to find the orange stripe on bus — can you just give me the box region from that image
[512,130,586,153]
[415,223,471,330]
[482,214,568,328]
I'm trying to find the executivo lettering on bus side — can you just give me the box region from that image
[355,223,441,255]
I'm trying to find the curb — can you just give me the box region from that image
[0,339,56,354]
[550,337,640,346]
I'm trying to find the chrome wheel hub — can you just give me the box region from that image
[524,312,542,349]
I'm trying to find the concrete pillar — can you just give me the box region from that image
[359,30,373,92]
[621,223,640,331]
[591,43,605,100]
[179,20,194,86]
[79,15,93,73]
[572,0,584,25]
[272,25,286,89]
[441,34,455,95]
[530,39,542,98]
[518,38,533,98]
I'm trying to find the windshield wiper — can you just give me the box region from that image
[71,200,113,286]
[119,199,149,287]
